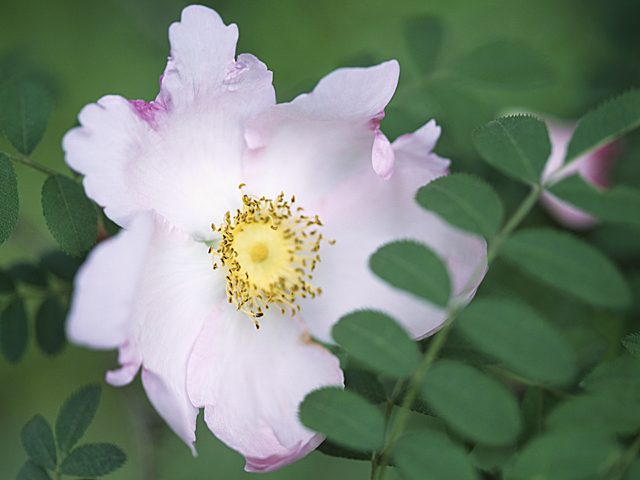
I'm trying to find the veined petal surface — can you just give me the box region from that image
[243,61,399,206]
[187,308,343,472]
[64,6,275,240]
[299,121,486,342]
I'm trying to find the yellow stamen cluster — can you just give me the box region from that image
[209,185,334,327]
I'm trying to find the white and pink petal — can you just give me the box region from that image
[300,122,486,342]
[242,61,400,206]
[187,308,343,472]
[64,6,276,239]
[66,212,155,349]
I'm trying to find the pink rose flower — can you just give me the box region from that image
[63,5,486,472]
[541,119,618,229]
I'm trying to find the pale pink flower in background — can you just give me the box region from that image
[63,5,487,472]
[541,119,618,229]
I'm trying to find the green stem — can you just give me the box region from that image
[374,321,454,480]
[487,185,543,264]
[371,380,405,479]
[371,185,545,480]
[5,151,57,176]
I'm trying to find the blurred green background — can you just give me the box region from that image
[1,0,639,478]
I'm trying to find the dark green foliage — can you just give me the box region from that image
[56,384,101,457]
[21,416,56,470]
[456,297,576,384]
[7,263,48,287]
[369,240,451,307]
[299,387,385,451]
[333,310,421,377]
[0,152,19,244]
[0,269,16,293]
[548,174,640,227]
[35,296,66,356]
[545,393,640,436]
[17,384,125,479]
[438,326,499,365]
[343,368,387,404]
[1,298,28,363]
[394,430,480,480]
[501,228,631,308]
[16,461,51,480]
[566,89,640,162]
[452,39,554,89]
[41,174,97,257]
[421,360,521,446]
[506,431,621,480]
[39,250,83,282]
[393,388,434,416]
[58,443,126,477]
[0,80,54,155]
[519,387,558,445]
[404,14,444,75]
[473,115,551,184]
[468,444,515,474]
[622,333,640,360]
[416,173,504,239]
[581,356,640,401]
[316,439,371,462]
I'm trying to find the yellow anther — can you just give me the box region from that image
[210,188,334,321]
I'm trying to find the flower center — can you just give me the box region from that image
[209,185,334,327]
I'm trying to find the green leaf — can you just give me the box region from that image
[35,296,66,356]
[7,263,48,287]
[468,444,515,474]
[41,174,97,257]
[428,82,495,152]
[416,173,504,239]
[0,81,54,155]
[316,439,371,461]
[299,387,385,451]
[16,461,52,480]
[343,368,387,404]
[421,360,521,446]
[0,152,19,244]
[469,445,515,473]
[622,333,640,360]
[548,175,640,227]
[507,431,621,480]
[565,89,640,163]
[439,327,499,365]
[21,415,56,470]
[39,250,83,282]
[58,443,126,477]
[520,387,558,445]
[369,240,451,307]
[581,356,640,401]
[500,228,631,308]
[453,39,554,89]
[456,297,576,385]
[394,387,435,416]
[545,393,640,436]
[332,310,421,377]
[55,384,101,456]
[0,269,16,293]
[405,14,444,75]
[624,458,640,480]
[0,298,28,363]
[394,429,480,480]
[473,115,551,184]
